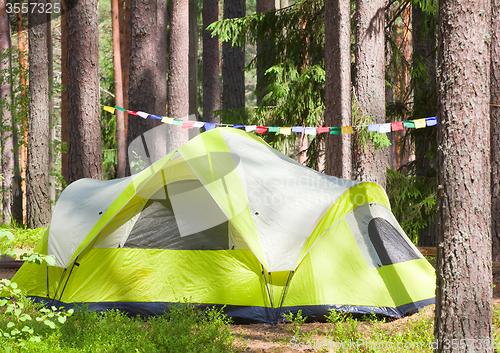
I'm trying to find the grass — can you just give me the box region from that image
[0,224,45,250]
[0,299,234,353]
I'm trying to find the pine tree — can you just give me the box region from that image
[353,0,387,188]
[0,0,14,223]
[324,0,351,179]
[434,0,492,350]
[491,0,500,261]
[27,0,51,227]
[203,0,220,122]
[66,0,103,182]
[167,0,190,148]
[222,0,245,111]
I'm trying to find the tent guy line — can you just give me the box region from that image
[102,105,438,135]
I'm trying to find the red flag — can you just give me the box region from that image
[391,122,404,131]
[317,127,330,134]
[256,126,268,134]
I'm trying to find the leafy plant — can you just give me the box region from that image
[283,309,308,338]
[0,279,73,352]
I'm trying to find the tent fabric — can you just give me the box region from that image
[9,128,436,323]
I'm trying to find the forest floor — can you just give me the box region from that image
[230,262,500,352]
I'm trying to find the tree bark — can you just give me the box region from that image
[61,0,69,186]
[435,0,492,350]
[47,7,55,207]
[66,0,103,183]
[222,0,245,111]
[413,3,437,247]
[353,0,387,189]
[0,0,14,223]
[202,0,220,122]
[167,0,189,148]
[27,0,51,228]
[189,0,198,118]
[128,0,168,167]
[256,0,274,105]
[17,12,28,222]
[119,0,130,136]
[324,0,351,180]
[111,0,126,178]
[491,0,500,262]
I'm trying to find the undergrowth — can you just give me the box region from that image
[1,302,234,352]
[0,224,45,250]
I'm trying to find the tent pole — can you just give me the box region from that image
[261,265,274,323]
[54,256,80,305]
[275,270,294,324]
[50,267,67,307]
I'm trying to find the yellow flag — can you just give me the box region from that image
[415,118,426,129]
[103,106,115,114]
[341,126,353,134]
[161,117,174,124]
[279,127,292,136]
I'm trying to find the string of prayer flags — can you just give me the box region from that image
[103,106,115,114]
[182,121,195,129]
[379,123,392,133]
[305,127,317,135]
[280,127,292,135]
[341,126,353,134]
[391,122,404,131]
[426,117,437,126]
[205,123,216,131]
[330,127,341,134]
[137,111,149,119]
[414,118,427,129]
[103,106,439,138]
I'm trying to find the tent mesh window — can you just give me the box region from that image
[123,198,230,250]
[123,180,247,250]
[367,217,420,266]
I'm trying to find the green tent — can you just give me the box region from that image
[11,128,435,323]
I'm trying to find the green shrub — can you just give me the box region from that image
[0,224,46,250]
[149,304,234,352]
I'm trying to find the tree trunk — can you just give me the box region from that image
[413,3,437,247]
[17,12,28,223]
[111,0,126,178]
[0,0,14,223]
[119,0,130,135]
[47,7,55,207]
[66,0,103,183]
[61,0,69,186]
[256,0,274,105]
[222,0,245,111]
[27,0,51,228]
[203,0,220,122]
[189,0,198,118]
[434,0,492,350]
[324,0,351,179]
[167,0,189,148]
[353,0,387,189]
[127,0,168,167]
[491,0,500,262]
